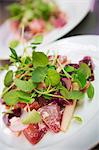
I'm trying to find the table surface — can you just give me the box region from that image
[0,0,99,149]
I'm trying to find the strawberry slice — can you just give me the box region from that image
[23,123,47,144]
[39,104,61,133]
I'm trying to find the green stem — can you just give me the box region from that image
[34,89,68,100]
[44,93,65,99]
[52,52,58,65]
[57,59,71,78]
[34,88,57,95]
[18,67,33,72]
[21,25,25,45]
[2,82,15,96]
[47,84,51,92]
[44,93,71,104]
[20,70,29,79]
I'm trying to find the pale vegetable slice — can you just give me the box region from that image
[21,109,41,125]
[10,117,28,132]
[60,82,79,132]
[60,100,76,132]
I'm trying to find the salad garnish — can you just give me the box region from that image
[73,115,83,124]
[0,36,95,144]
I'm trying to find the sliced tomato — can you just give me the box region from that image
[39,104,61,133]
[23,123,47,144]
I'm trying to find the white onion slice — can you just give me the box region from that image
[9,117,28,132]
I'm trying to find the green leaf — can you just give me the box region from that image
[3,90,18,106]
[75,63,91,89]
[24,56,31,64]
[60,86,69,99]
[77,63,91,79]
[68,91,85,100]
[19,95,34,104]
[48,65,56,70]
[31,92,37,98]
[73,115,83,124]
[7,3,22,18]
[72,73,78,80]
[43,95,52,100]
[21,109,41,125]
[15,70,25,76]
[31,46,37,50]
[18,91,34,104]
[10,48,17,57]
[21,56,32,65]
[4,70,13,87]
[32,35,43,45]
[32,67,47,83]
[44,83,84,101]
[77,73,87,88]
[10,47,20,62]
[87,83,94,99]
[47,69,60,86]
[72,72,86,89]
[22,9,34,25]
[32,51,48,68]
[14,78,36,92]
[64,65,75,73]
[55,82,62,89]
[0,64,9,72]
[9,40,20,48]
[56,82,69,99]
[3,90,33,106]
[45,77,51,87]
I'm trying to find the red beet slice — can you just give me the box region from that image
[23,123,47,144]
[38,104,61,133]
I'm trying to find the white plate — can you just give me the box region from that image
[0,0,92,60]
[0,35,99,150]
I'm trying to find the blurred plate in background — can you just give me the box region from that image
[0,0,92,60]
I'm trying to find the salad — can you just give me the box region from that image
[1,36,94,145]
[8,0,67,41]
